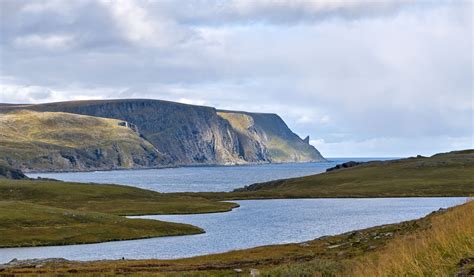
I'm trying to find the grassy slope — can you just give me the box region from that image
[4,200,471,276]
[0,179,238,247]
[224,150,474,198]
[0,179,238,216]
[0,110,161,171]
[0,201,202,248]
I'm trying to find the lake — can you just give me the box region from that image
[0,197,467,263]
[27,158,390,192]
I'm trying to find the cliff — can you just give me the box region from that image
[0,99,325,171]
[217,111,324,162]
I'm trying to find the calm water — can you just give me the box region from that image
[0,198,466,263]
[28,158,389,192]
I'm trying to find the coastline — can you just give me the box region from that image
[2,200,471,275]
[23,159,330,174]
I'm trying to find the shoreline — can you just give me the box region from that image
[0,197,467,255]
[1,201,466,272]
[24,159,331,174]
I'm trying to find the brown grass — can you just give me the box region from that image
[353,199,474,276]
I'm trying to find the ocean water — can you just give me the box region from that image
[28,158,390,192]
[0,197,466,263]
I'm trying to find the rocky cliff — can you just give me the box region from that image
[217,111,323,162]
[0,99,325,171]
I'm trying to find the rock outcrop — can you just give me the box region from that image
[0,163,28,179]
[326,161,364,172]
[0,99,325,171]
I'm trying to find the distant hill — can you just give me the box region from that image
[0,99,325,171]
[233,150,474,197]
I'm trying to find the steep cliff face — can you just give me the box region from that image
[0,110,166,172]
[5,99,244,165]
[0,99,325,171]
[217,111,325,162]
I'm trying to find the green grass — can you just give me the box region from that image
[0,179,238,247]
[0,179,238,216]
[0,201,203,248]
[214,150,474,198]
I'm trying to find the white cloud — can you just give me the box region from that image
[100,0,192,47]
[13,34,75,49]
[177,98,207,106]
[0,78,112,104]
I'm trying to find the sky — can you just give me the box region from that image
[0,0,472,157]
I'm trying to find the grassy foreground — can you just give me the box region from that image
[2,200,471,276]
[0,179,238,247]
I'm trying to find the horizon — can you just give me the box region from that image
[1,0,472,157]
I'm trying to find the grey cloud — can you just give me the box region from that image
[0,0,472,156]
[154,0,420,26]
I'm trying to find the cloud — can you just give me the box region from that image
[100,0,193,48]
[13,34,75,49]
[0,0,472,156]
[310,136,474,158]
[160,0,416,25]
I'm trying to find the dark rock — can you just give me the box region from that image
[326,161,364,172]
[457,257,474,277]
[0,164,28,179]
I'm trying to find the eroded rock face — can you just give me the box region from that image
[0,99,326,171]
[0,164,28,179]
[217,111,325,163]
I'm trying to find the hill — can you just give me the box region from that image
[230,150,474,198]
[0,99,324,171]
[0,110,168,172]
